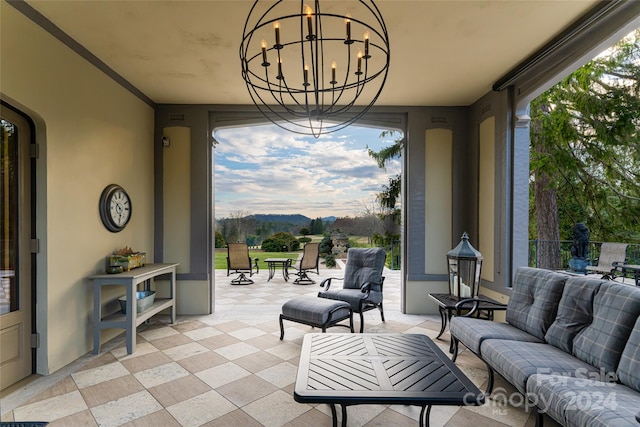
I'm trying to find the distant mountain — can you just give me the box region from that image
[249,214,336,225]
[251,214,311,225]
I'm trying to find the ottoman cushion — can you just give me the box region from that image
[282,296,351,325]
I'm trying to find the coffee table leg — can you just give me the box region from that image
[419,404,432,427]
[329,404,338,427]
[341,404,347,427]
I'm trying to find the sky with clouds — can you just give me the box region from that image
[213,123,401,219]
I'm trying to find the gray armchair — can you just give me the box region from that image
[318,247,386,332]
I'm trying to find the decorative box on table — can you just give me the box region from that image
[108,252,146,271]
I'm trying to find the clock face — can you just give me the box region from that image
[99,184,132,232]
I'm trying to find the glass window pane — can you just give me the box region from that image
[1,119,19,314]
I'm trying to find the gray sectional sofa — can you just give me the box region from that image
[450,267,640,427]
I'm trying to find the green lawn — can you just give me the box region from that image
[214,250,300,270]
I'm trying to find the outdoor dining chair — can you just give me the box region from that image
[586,242,628,279]
[291,242,320,285]
[226,243,259,285]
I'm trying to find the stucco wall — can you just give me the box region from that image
[1,3,155,374]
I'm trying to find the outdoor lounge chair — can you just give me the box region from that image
[585,242,628,279]
[291,242,320,285]
[318,247,386,333]
[226,243,259,285]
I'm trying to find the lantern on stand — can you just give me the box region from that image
[446,232,484,300]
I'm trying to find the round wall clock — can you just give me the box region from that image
[99,184,132,232]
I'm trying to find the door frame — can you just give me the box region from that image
[0,101,37,387]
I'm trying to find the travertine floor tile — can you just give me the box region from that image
[196,361,252,389]
[90,390,162,427]
[147,375,212,408]
[242,390,311,427]
[215,375,278,407]
[79,375,144,408]
[13,390,87,422]
[166,389,236,426]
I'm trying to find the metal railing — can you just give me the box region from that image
[528,240,640,271]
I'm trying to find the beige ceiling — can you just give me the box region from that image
[27,0,600,106]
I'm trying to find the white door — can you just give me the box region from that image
[0,106,34,390]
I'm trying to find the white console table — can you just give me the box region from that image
[89,263,178,354]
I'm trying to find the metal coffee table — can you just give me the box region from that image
[265,258,291,282]
[294,333,484,427]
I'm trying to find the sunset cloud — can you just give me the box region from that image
[214,123,401,219]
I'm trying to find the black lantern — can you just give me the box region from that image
[446,232,483,300]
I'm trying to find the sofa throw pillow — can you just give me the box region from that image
[545,276,603,353]
[573,282,640,374]
[617,316,640,392]
[505,267,568,340]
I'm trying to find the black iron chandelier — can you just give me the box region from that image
[240,0,390,138]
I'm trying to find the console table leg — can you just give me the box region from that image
[419,405,432,427]
[93,283,101,354]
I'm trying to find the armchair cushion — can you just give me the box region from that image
[342,248,385,290]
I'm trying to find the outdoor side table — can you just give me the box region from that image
[294,333,484,427]
[428,293,507,351]
[89,263,178,354]
[265,258,291,282]
[615,264,640,286]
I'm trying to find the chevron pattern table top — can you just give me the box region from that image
[294,333,484,407]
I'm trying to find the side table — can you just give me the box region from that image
[615,264,640,286]
[89,263,178,354]
[265,258,291,282]
[428,293,507,352]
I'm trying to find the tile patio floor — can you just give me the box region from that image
[1,261,561,426]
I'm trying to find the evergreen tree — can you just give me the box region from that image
[530,30,640,267]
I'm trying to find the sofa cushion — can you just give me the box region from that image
[481,340,601,394]
[450,317,543,355]
[505,267,568,340]
[545,276,604,353]
[572,282,640,374]
[527,374,638,427]
[616,316,640,392]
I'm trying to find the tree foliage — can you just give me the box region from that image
[530,30,640,261]
[260,231,300,252]
[214,231,226,248]
[367,130,403,246]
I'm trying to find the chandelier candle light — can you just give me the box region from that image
[240,0,390,137]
